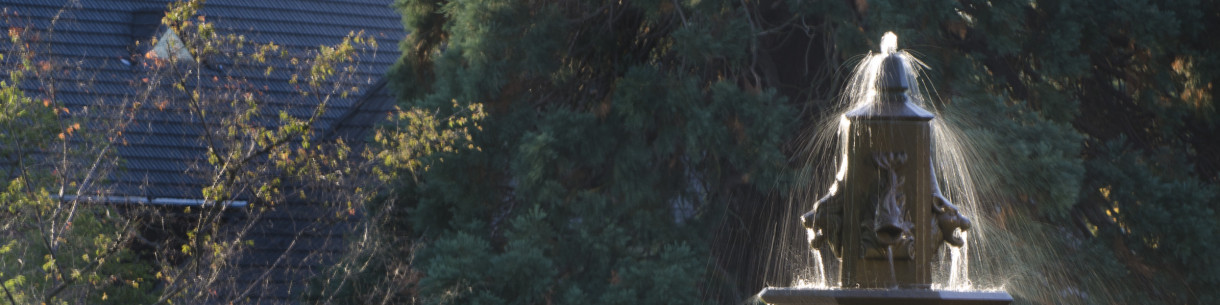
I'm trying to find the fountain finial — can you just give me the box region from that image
[878,32,909,94]
[845,36,929,119]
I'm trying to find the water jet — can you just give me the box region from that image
[758,32,1012,305]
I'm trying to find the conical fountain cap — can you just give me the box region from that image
[844,33,934,121]
[878,53,910,93]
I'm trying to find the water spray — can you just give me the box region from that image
[758,32,1011,305]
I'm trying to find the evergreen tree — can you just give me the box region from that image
[353,0,795,304]
[340,0,1220,304]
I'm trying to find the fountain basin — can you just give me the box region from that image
[758,287,1012,305]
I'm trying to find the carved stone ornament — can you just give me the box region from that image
[931,192,970,247]
[801,151,971,258]
[869,152,914,255]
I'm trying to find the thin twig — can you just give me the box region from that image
[1,275,18,305]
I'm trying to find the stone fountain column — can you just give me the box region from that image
[833,51,939,288]
[760,34,1011,305]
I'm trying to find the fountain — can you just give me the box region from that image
[757,33,1012,304]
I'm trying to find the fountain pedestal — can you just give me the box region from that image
[759,287,1012,305]
[765,33,1011,305]
[803,46,970,289]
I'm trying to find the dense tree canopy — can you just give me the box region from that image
[336,0,1220,304]
[347,0,797,304]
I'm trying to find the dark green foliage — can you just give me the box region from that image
[1083,138,1219,303]
[942,80,1085,218]
[340,0,1220,304]
[366,0,795,304]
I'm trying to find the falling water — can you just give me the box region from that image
[754,30,1153,304]
[793,235,829,288]
[946,232,970,289]
[783,31,993,291]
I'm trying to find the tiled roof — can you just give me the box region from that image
[2,0,401,198]
[1,0,404,303]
